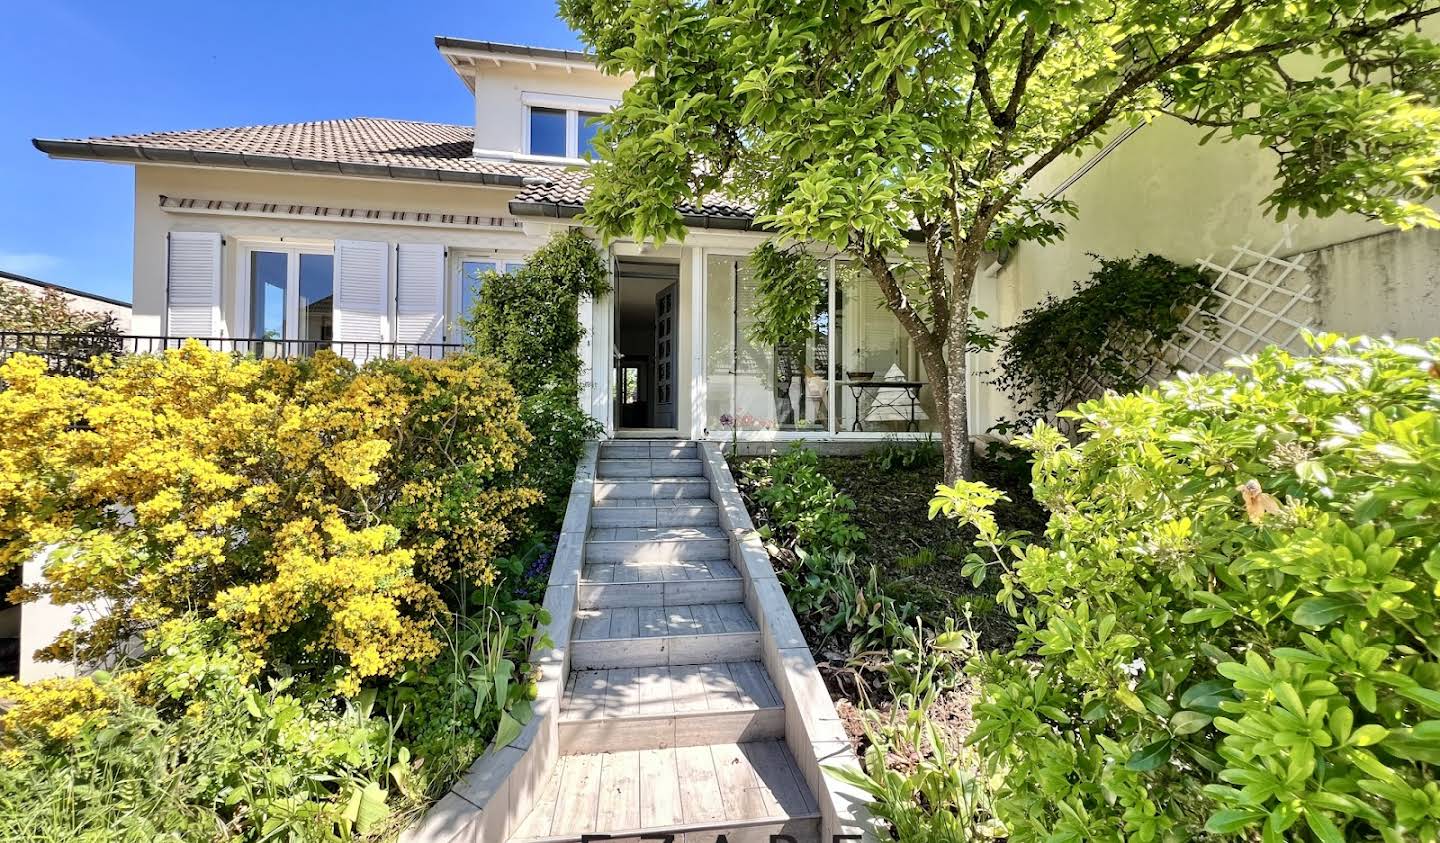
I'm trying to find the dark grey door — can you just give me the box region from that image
[654,282,677,428]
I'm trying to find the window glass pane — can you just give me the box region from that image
[704,255,738,431]
[578,112,604,159]
[836,262,937,433]
[703,254,827,433]
[528,107,567,156]
[250,251,288,340]
[455,260,497,345]
[298,253,333,344]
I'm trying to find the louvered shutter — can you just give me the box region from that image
[333,240,391,363]
[166,231,222,337]
[394,243,446,356]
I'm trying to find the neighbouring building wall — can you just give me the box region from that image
[972,114,1440,433]
[131,165,536,338]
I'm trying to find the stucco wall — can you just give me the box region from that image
[972,114,1440,432]
[131,165,539,336]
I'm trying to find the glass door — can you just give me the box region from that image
[246,246,333,356]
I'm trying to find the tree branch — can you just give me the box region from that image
[857,239,936,348]
[1013,0,1258,195]
[1189,6,1440,66]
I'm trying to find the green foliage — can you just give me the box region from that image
[742,445,865,553]
[746,242,826,351]
[464,228,608,533]
[561,0,1440,478]
[992,253,1216,436]
[0,619,401,842]
[939,334,1440,841]
[0,282,119,334]
[0,348,566,841]
[868,435,942,472]
[518,389,603,534]
[465,228,610,399]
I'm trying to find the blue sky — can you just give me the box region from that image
[0,1,583,302]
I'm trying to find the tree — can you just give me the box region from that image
[559,0,1440,481]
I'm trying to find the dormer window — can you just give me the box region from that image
[521,93,617,160]
[528,107,567,156]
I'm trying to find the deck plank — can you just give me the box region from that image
[675,745,727,824]
[596,750,641,832]
[638,747,684,829]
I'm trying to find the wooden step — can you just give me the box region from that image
[591,499,720,528]
[571,603,760,670]
[601,441,699,461]
[594,478,711,501]
[584,529,730,564]
[579,558,743,608]
[508,740,820,843]
[597,458,704,478]
[560,662,784,752]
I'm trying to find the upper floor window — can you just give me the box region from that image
[522,93,616,159]
[528,107,568,157]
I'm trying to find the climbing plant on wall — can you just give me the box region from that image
[991,253,1215,437]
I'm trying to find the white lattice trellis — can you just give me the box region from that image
[1159,225,1317,380]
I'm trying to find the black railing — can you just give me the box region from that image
[0,331,468,376]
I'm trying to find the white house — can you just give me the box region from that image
[33,35,1440,445]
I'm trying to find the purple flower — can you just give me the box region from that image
[719,413,735,428]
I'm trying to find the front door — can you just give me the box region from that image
[653,282,677,429]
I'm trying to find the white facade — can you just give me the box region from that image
[45,35,1440,447]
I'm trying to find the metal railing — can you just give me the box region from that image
[0,331,468,375]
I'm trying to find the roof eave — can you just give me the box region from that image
[32,138,530,188]
[507,198,761,232]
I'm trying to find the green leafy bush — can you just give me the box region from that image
[992,254,1214,437]
[0,619,400,842]
[465,228,610,398]
[942,335,1440,841]
[742,445,865,553]
[463,229,608,533]
[868,435,942,472]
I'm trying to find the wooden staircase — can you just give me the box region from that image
[507,440,822,843]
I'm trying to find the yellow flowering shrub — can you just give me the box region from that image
[0,344,537,692]
[0,676,114,753]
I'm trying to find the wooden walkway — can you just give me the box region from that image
[507,440,821,843]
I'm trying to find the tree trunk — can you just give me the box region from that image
[941,319,973,483]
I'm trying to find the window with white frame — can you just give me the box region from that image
[243,244,335,346]
[453,254,526,342]
[522,93,615,159]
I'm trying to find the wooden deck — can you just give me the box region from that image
[505,442,823,843]
[510,740,818,843]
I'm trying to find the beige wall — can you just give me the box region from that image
[132,165,541,337]
[972,115,1440,432]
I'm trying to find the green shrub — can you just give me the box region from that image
[940,335,1440,841]
[992,253,1214,436]
[742,445,865,553]
[0,619,399,842]
[465,229,610,399]
[867,435,942,472]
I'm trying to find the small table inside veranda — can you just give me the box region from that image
[844,380,926,432]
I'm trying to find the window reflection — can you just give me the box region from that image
[298,254,333,345]
[528,107,567,156]
[250,251,287,341]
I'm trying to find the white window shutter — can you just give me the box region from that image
[166,231,222,338]
[333,239,391,363]
[395,243,447,353]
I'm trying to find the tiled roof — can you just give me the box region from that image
[33,117,568,186]
[509,169,758,228]
[34,116,758,223]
